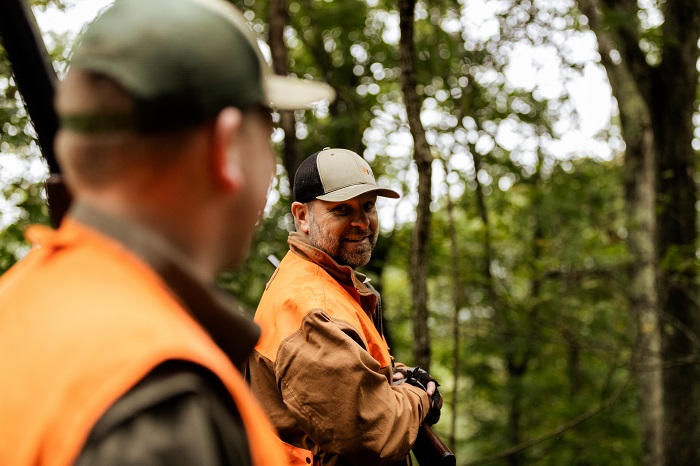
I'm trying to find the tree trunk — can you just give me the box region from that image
[581,6,663,463]
[474,144,533,465]
[651,3,700,465]
[268,0,302,183]
[398,0,433,372]
[616,74,663,466]
[442,159,463,450]
[577,0,698,463]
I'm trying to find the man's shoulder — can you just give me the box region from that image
[269,259,356,308]
[270,251,335,288]
[259,255,361,324]
[0,221,151,313]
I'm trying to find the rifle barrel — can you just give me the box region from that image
[0,0,59,173]
[0,0,73,226]
[413,424,456,466]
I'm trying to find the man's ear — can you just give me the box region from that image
[211,107,244,192]
[291,201,310,234]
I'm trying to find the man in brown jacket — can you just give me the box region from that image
[248,148,442,465]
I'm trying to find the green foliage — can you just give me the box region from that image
[381,156,639,463]
[0,179,49,272]
[0,8,54,273]
[3,0,676,464]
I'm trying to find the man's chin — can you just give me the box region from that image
[337,249,372,269]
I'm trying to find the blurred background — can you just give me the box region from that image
[1,1,698,465]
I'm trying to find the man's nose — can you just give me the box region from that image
[350,209,370,228]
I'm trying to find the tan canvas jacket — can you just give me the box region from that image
[248,232,431,465]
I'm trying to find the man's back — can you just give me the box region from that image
[0,0,334,462]
[0,217,279,465]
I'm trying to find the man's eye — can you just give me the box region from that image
[364,203,376,212]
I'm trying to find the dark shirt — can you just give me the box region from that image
[70,204,258,466]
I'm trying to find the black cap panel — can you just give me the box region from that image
[293,152,324,203]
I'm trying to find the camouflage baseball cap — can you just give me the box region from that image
[61,0,335,132]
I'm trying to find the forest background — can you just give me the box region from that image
[1,0,698,465]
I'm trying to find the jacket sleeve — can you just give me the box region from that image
[74,361,252,466]
[274,308,431,464]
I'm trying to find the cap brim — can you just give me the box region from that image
[316,184,400,202]
[265,75,336,110]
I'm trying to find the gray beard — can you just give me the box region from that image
[307,221,377,268]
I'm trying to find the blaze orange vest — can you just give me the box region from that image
[0,219,287,466]
[254,250,393,465]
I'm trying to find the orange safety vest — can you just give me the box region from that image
[0,219,287,466]
[254,250,393,465]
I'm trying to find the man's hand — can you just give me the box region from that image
[393,371,438,395]
[393,367,442,425]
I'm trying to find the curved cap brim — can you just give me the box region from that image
[316,183,400,202]
[265,75,336,110]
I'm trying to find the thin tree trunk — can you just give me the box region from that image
[268,0,302,182]
[398,0,433,372]
[442,159,463,450]
[630,125,664,466]
[613,66,662,466]
[587,12,663,465]
[474,144,532,465]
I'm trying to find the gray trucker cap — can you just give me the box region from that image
[293,148,400,203]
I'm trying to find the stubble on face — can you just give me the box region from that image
[306,204,378,268]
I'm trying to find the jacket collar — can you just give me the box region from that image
[68,202,260,370]
[287,231,378,314]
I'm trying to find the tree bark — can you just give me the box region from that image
[577,0,699,463]
[617,81,663,466]
[580,5,663,463]
[651,3,700,464]
[398,0,433,372]
[268,0,302,184]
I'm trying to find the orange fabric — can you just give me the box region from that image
[255,251,392,369]
[254,250,394,464]
[281,440,314,466]
[0,219,287,466]
[251,247,428,465]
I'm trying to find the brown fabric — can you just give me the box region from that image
[249,233,430,465]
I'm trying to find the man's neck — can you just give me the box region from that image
[71,196,217,282]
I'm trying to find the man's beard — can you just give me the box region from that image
[307,214,378,268]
